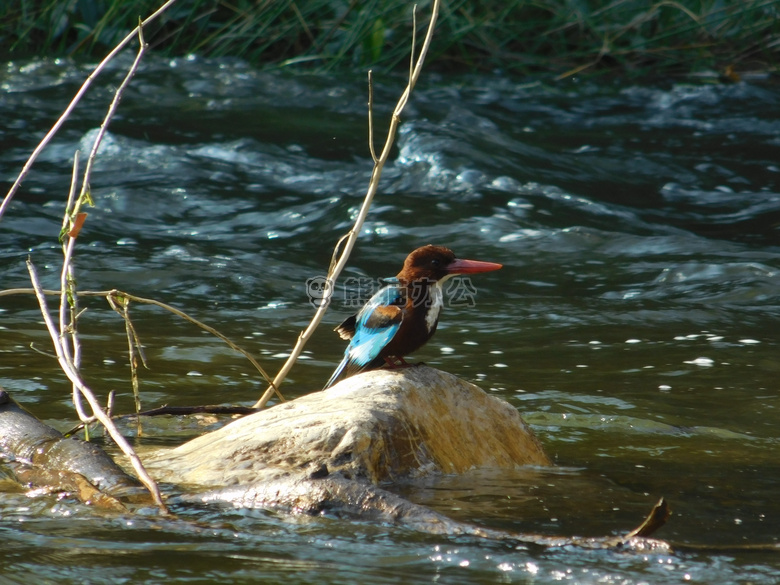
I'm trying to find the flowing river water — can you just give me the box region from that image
[1,55,779,583]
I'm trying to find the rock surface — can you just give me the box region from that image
[147,366,551,488]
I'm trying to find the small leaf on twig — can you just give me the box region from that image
[81,185,94,207]
[68,212,88,238]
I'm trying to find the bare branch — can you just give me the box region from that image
[367,70,378,164]
[58,153,92,423]
[78,21,148,211]
[0,0,177,222]
[106,293,146,436]
[255,0,441,407]
[0,287,279,399]
[64,403,261,438]
[410,5,417,83]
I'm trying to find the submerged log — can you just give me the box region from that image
[0,387,149,508]
[146,366,552,487]
[178,472,672,553]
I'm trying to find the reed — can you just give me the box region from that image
[2,0,779,77]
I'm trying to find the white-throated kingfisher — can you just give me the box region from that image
[324,245,502,388]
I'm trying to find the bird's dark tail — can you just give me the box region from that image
[323,354,350,389]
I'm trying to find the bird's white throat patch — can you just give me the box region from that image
[425,282,444,332]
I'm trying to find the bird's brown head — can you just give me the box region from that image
[397,244,502,284]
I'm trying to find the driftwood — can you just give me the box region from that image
[180,473,672,552]
[0,387,150,510]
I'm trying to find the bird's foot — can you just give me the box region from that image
[383,356,413,369]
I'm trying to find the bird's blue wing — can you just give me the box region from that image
[349,311,402,368]
[344,284,404,368]
[324,284,404,388]
[334,276,401,341]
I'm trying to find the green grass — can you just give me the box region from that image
[2,0,779,78]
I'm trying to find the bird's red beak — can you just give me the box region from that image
[446,258,503,274]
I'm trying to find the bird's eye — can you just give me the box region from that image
[431,258,441,267]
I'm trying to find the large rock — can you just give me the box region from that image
[147,366,551,488]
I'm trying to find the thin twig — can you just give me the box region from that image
[254,0,441,408]
[0,0,177,223]
[367,70,378,163]
[114,290,284,402]
[410,5,417,83]
[0,287,279,397]
[79,20,148,208]
[106,294,145,436]
[59,153,93,423]
[64,403,260,437]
